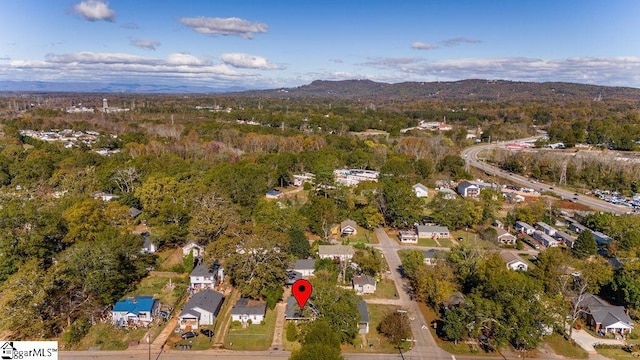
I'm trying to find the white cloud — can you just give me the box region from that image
[412,41,438,50]
[179,17,267,39]
[362,56,640,87]
[3,51,258,86]
[131,39,161,51]
[442,37,481,47]
[219,53,280,70]
[72,0,116,22]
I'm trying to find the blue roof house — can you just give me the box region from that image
[111,296,159,327]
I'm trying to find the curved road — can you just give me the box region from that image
[461,139,628,215]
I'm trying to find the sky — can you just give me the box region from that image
[1,0,639,90]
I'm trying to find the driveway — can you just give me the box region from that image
[571,328,625,353]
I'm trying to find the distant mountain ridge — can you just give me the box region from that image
[1,79,640,101]
[240,79,640,102]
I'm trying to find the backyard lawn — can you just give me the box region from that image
[363,279,398,300]
[343,303,411,353]
[225,308,277,350]
[345,228,378,244]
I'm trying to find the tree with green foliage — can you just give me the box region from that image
[378,178,424,227]
[188,190,239,244]
[352,247,384,276]
[442,306,469,344]
[222,226,288,301]
[572,230,597,259]
[290,320,344,360]
[377,311,411,347]
[288,228,311,259]
[302,194,337,240]
[310,272,360,344]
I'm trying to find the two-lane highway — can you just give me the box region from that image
[461,140,628,215]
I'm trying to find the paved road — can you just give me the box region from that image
[373,228,452,360]
[461,140,628,215]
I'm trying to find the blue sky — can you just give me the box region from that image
[1,0,639,89]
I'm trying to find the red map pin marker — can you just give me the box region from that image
[292,279,312,310]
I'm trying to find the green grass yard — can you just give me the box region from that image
[343,303,411,353]
[225,308,277,350]
[363,279,398,300]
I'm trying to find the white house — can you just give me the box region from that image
[495,228,517,246]
[535,222,557,236]
[416,225,450,239]
[412,183,429,198]
[318,245,355,261]
[533,231,560,247]
[340,219,358,236]
[293,173,315,187]
[178,289,224,330]
[456,181,480,198]
[438,187,458,200]
[500,252,528,271]
[398,230,418,243]
[140,233,157,254]
[289,259,316,277]
[515,221,535,235]
[231,298,267,326]
[423,249,446,266]
[183,241,204,257]
[112,296,159,327]
[353,274,376,294]
[190,263,224,290]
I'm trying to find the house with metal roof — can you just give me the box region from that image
[412,183,429,198]
[111,296,159,327]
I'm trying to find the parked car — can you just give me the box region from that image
[200,328,214,337]
[181,331,198,339]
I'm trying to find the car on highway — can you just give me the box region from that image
[549,187,554,190]
[181,331,198,339]
[574,193,579,196]
[573,197,579,201]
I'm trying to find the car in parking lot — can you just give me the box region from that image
[181,331,198,339]
[200,328,214,337]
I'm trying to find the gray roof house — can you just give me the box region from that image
[416,225,450,239]
[423,249,446,266]
[231,298,267,325]
[500,252,528,271]
[575,294,633,334]
[190,262,224,290]
[178,289,224,330]
[357,300,370,334]
[318,245,355,261]
[353,274,376,294]
[285,296,311,322]
[289,259,316,277]
[340,219,358,236]
[457,181,480,197]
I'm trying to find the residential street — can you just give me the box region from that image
[372,227,452,360]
